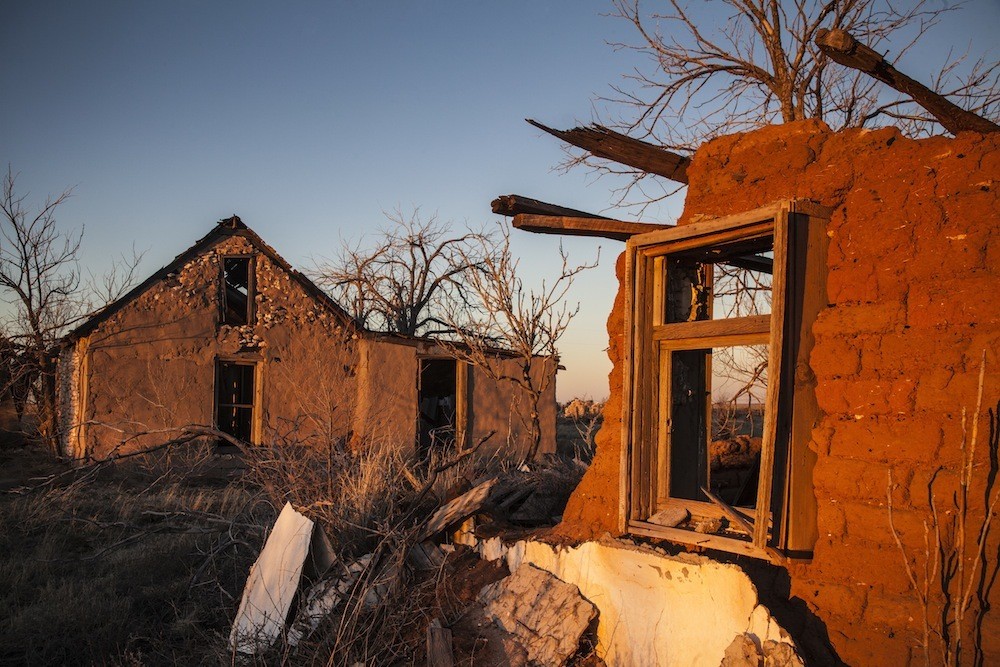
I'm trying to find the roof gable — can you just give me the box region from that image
[66,216,358,341]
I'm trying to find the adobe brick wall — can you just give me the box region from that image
[76,235,360,457]
[68,232,559,461]
[556,120,1000,665]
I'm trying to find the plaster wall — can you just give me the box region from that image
[75,235,358,457]
[480,537,798,666]
[355,338,418,447]
[556,121,1000,665]
[469,356,558,459]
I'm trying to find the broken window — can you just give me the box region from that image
[216,361,256,444]
[624,201,828,561]
[222,256,253,326]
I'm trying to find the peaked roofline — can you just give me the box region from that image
[65,215,359,342]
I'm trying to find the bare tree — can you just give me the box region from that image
[315,209,493,337]
[608,0,997,146]
[447,224,597,461]
[0,167,141,452]
[554,1,998,210]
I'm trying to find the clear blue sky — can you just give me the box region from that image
[2,2,995,401]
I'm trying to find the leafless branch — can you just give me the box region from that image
[313,209,495,337]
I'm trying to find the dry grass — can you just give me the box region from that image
[0,442,265,666]
[0,416,592,666]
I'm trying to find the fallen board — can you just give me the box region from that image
[229,503,315,654]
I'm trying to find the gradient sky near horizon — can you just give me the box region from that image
[2,2,996,401]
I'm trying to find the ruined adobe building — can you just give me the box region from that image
[495,120,999,665]
[57,217,556,461]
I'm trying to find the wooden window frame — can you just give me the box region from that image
[220,255,256,326]
[214,358,262,445]
[621,200,829,562]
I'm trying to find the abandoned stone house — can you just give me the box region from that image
[56,216,556,461]
[494,120,999,665]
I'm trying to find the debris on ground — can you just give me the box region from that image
[229,502,334,655]
[720,634,804,667]
[228,461,596,663]
[477,563,599,666]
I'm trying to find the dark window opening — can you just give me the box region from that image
[216,361,255,444]
[665,344,766,511]
[418,359,457,460]
[222,257,252,325]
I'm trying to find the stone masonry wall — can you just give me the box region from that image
[556,120,1000,665]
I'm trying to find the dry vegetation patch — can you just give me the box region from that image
[0,443,264,665]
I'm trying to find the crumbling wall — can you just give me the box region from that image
[356,341,558,460]
[479,537,801,666]
[79,235,358,457]
[557,120,1000,665]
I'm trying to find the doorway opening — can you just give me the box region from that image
[418,358,457,460]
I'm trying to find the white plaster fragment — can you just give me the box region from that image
[230,503,315,655]
[500,537,799,667]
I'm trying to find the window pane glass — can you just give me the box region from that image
[223,257,250,325]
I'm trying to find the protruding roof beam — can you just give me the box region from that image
[527,120,692,184]
[815,28,1000,135]
[491,194,611,219]
[512,213,670,241]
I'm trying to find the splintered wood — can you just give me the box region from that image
[477,563,598,667]
[426,618,455,667]
[419,478,497,540]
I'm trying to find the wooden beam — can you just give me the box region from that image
[527,119,692,184]
[491,194,609,219]
[815,28,1000,135]
[727,254,773,274]
[512,213,670,241]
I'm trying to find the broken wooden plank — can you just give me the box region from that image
[528,119,692,183]
[478,563,598,667]
[815,28,1000,135]
[491,194,610,219]
[513,213,671,241]
[419,478,498,541]
[701,486,755,536]
[427,618,455,667]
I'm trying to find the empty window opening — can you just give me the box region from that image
[216,361,255,444]
[222,257,252,325]
[418,359,457,460]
